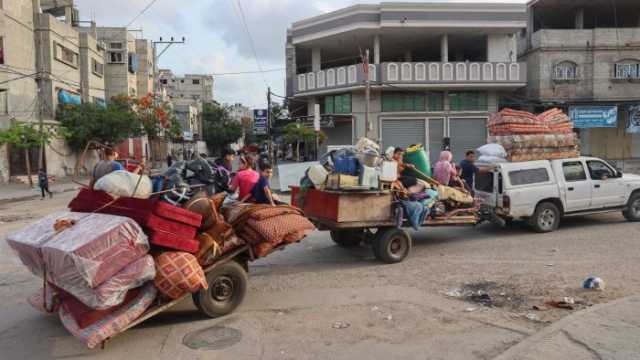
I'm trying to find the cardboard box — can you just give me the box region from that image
[326,174,359,190]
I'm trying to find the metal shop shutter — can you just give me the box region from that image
[382,119,426,150]
[428,118,444,166]
[321,121,353,154]
[449,118,487,163]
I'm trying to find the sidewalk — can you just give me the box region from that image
[0,177,88,204]
[495,295,640,360]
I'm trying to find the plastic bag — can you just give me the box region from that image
[94,170,153,199]
[478,155,508,163]
[477,144,507,159]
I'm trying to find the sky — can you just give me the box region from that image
[76,0,527,110]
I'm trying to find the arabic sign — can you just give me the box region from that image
[569,106,618,128]
[628,105,640,134]
[253,109,268,135]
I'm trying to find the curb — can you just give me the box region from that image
[493,294,640,360]
[0,186,80,205]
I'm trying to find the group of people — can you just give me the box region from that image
[229,153,281,206]
[433,150,481,194]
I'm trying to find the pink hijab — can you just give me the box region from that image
[434,151,456,185]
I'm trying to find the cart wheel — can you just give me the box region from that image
[330,229,365,247]
[372,227,411,264]
[192,260,248,318]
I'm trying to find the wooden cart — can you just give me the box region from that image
[291,186,478,264]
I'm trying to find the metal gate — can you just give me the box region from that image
[9,145,43,176]
[428,118,444,166]
[381,119,426,151]
[449,118,487,163]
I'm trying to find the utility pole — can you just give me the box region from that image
[267,87,272,163]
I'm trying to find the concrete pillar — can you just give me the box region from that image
[526,7,534,50]
[441,34,449,62]
[575,8,584,29]
[404,50,412,62]
[373,35,381,64]
[311,48,321,72]
[64,6,73,24]
[307,97,317,116]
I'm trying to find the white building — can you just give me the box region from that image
[158,69,213,103]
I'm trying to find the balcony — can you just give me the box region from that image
[295,62,527,95]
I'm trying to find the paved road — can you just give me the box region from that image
[1,192,639,359]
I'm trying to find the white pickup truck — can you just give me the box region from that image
[475,156,640,232]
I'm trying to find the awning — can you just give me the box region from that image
[58,89,81,105]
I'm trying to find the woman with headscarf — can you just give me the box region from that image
[229,154,259,202]
[434,150,458,186]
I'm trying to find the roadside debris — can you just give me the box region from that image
[332,321,350,329]
[525,313,540,321]
[464,307,477,312]
[583,277,605,291]
[384,314,393,321]
[445,289,462,298]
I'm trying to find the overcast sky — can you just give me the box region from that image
[76,0,527,109]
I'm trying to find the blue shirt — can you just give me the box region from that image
[459,159,478,187]
[251,176,271,204]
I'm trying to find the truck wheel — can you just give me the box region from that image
[193,260,247,318]
[530,202,560,233]
[330,229,365,247]
[623,193,640,222]
[372,228,411,264]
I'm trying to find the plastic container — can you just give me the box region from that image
[403,144,432,177]
[359,165,379,189]
[380,161,398,182]
[358,149,380,168]
[307,164,329,188]
[334,155,359,176]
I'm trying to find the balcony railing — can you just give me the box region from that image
[295,62,527,95]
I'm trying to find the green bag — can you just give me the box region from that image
[403,144,432,177]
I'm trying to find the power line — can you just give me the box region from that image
[211,68,285,76]
[126,0,160,28]
[231,0,269,87]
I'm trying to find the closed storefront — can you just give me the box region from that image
[449,118,487,162]
[428,118,444,165]
[381,118,426,150]
[321,120,353,154]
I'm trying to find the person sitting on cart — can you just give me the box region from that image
[246,162,284,206]
[90,148,124,188]
[392,147,415,175]
[230,154,259,202]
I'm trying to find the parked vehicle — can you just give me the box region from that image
[476,156,640,232]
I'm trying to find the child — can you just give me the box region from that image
[38,168,52,199]
[246,162,281,206]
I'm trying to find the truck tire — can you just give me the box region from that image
[372,228,411,264]
[530,202,560,233]
[330,229,365,247]
[193,260,247,318]
[623,192,640,222]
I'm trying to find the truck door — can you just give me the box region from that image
[586,160,626,208]
[561,160,592,212]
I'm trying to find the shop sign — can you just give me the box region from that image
[569,106,618,128]
[627,105,640,134]
[253,109,268,135]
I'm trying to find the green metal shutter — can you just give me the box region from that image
[381,119,426,150]
[428,118,444,165]
[449,118,487,162]
[324,96,334,114]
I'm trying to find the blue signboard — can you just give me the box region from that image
[628,106,640,134]
[253,109,268,135]
[569,106,618,128]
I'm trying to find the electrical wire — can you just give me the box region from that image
[231,0,269,88]
[126,0,160,28]
[211,68,285,76]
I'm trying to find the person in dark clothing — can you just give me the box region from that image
[459,150,480,193]
[166,153,173,168]
[38,168,52,199]
[214,148,236,173]
[249,162,282,206]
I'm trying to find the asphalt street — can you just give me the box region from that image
[1,191,639,359]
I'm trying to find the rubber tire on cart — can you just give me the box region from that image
[330,229,366,247]
[193,260,248,318]
[371,227,411,264]
[623,192,640,222]
[530,202,560,233]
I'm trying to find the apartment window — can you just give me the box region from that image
[382,92,425,112]
[324,94,351,114]
[109,42,123,49]
[180,79,184,83]
[554,61,579,80]
[614,62,640,79]
[0,89,8,115]
[427,92,444,112]
[55,43,78,67]
[192,79,200,85]
[91,58,103,77]
[128,53,139,73]
[108,51,124,64]
[160,79,168,85]
[0,37,4,65]
[448,92,487,112]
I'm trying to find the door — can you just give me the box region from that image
[561,160,592,212]
[427,118,444,166]
[586,159,626,208]
[449,118,487,164]
[381,119,426,150]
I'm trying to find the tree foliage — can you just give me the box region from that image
[202,103,242,155]
[282,122,326,161]
[0,122,50,148]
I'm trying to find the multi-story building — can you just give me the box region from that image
[135,38,154,96]
[520,0,640,170]
[286,2,527,161]
[0,0,39,182]
[78,28,106,106]
[96,27,139,100]
[158,69,214,103]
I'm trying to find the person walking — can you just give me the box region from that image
[37,168,52,200]
[166,153,173,168]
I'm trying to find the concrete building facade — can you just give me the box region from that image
[135,38,154,96]
[519,0,640,170]
[158,69,214,103]
[286,2,527,162]
[96,27,138,100]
